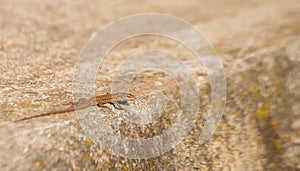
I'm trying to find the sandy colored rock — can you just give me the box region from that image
[0,0,299,170]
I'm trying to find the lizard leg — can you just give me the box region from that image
[110,102,124,110]
[97,104,110,110]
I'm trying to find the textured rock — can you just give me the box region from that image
[0,0,299,170]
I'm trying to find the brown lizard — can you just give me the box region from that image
[15,93,136,122]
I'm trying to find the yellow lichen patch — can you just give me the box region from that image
[272,162,280,171]
[19,102,39,108]
[149,166,155,171]
[122,165,128,171]
[83,151,91,160]
[102,150,111,158]
[252,81,259,89]
[214,46,239,55]
[255,101,270,121]
[223,124,230,130]
[209,161,216,167]
[214,46,227,55]
[36,160,45,170]
[85,138,94,147]
[274,139,281,149]
[98,160,112,168]
[275,87,283,94]
[233,161,237,168]
[215,99,223,110]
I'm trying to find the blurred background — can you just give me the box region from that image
[0,0,299,170]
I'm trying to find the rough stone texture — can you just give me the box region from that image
[0,0,299,170]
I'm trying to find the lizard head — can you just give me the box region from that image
[127,93,136,100]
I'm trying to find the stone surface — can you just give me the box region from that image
[0,0,299,170]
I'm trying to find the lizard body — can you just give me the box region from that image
[15,93,135,122]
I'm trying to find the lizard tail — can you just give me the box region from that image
[14,107,76,122]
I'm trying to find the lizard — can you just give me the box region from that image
[14,93,136,122]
